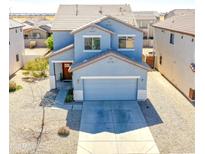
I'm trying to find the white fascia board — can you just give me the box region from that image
[83,50,102,53]
[83,35,102,38]
[117,34,136,37]
[51,60,73,63]
[80,76,140,79]
[117,48,135,51]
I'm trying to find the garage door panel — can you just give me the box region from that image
[84,79,137,100]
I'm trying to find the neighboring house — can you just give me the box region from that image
[134,11,160,47]
[152,10,195,101]
[23,24,50,48]
[9,19,24,77]
[48,4,150,101]
[22,20,52,48]
[164,9,195,19]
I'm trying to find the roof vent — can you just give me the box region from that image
[75,4,78,16]
[99,6,103,14]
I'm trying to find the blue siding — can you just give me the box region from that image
[73,56,147,91]
[53,32,74,51]
[49,48,74,75]
[74,26,111,62]
[97,18,143,62]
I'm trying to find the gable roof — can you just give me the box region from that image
[165,9,195,19]
[71,50,151,71]
[152,12,195,36]
[46,44,74,58]
[71,15,143,34]
[23,24,48,33]
[71,23,114,34]
[134,11,160,20]
[9,19,24,29]
[52,4,137,31]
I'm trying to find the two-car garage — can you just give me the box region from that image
[82,76,139,101]
[71,52,149,101]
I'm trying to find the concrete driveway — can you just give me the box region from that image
[77,101,159,154]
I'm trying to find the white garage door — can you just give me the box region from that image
[83,78,138,100]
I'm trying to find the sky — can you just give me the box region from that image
[9,0,195,13]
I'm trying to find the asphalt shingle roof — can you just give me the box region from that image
[9,19,24,29]
[152,12,195,36]
[71,50,150,71]
[52,4,137,31]
[134,11,159,20]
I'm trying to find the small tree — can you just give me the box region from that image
[23,58,49,78]
[45,34,53,50]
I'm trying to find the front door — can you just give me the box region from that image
[62,63,72,80]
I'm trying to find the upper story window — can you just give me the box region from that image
[15,29,18,33]
[16,54,19,62]
[24,34,29,39]
[118,35,135,50]
[84,35,101,52]
[170,33,174,44]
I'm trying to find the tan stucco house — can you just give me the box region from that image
[153,10,195,102]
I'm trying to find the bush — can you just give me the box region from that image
[9,81,22,92]
[22,71,30,76]
[23,58,48,78]
[65,88,74,103]
[58,126,70,137]
[45,34,53,50]
[24,58,48,72]
[9,81,17,92]
[65,94,73,103]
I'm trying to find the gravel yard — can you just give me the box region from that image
[10,70,81,154]
[139,71,195,154]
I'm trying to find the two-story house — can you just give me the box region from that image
[48,5,150,101]
[134,11,160,47]
[9,19,24,77]
[153,10,195,101]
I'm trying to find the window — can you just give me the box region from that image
[192,38,194,42]
[15,29,18,33]
[118,36,135,49]
[20,28,22,32]
[9,41,10,45]
[24,34,29,39]
[170,33,174,44]
[181,36,184,39]
[32,33,41,39]
[16,54,19,62]
[159,56,162,65]
[84,37,100,51]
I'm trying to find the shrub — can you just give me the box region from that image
[22,71,30,76]
[65,94,73,103]
[45,34,53,50]
[9,81,17,92]
[58,126,70,137]
[9,81,22,92]
[23,58,48,78]
[65,88,74,103]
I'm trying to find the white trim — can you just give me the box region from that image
[74,90,83,101]
[81,76,140,80]
[50,75,56,89]
[83,50,102,53]
[117,48,135,51]
[137,90,147,101]
[83,35,102,38]
[117,34,136,37]
[51,60,73,63]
